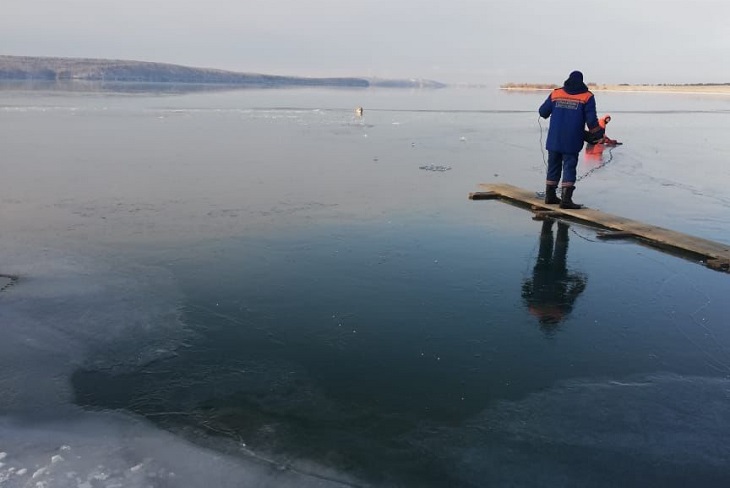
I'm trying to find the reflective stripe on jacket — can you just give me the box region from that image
[539,88,599,154]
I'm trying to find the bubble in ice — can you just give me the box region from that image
[419,164,451,172]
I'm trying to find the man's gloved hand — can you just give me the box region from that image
[584,127,606,144]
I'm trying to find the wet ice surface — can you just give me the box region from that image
[1,86,730,487]
[0,413,355,488]
[432,374,730,487]
[0,245,356,487]
[0,275,16,292]
[1,87,728,244]
[0,247,188,414]
[3,376,729,488]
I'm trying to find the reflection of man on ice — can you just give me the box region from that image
[522,220,587,334]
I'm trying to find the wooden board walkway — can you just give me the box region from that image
[469,183,730,273]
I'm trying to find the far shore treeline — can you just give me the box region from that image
[501,82,730,94]
[0,55,446,89]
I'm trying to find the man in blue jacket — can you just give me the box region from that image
[539,71,604,209]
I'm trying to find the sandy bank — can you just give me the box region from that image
[501,84,730,95]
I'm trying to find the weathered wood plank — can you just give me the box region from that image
[530,209,562,220]
[596,231,637,240]
[468,191,499,200]
[707,259,730,272]
[474,183,730,270]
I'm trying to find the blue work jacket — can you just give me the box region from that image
[539,87,600,154]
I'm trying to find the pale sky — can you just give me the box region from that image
[2,0,729,84]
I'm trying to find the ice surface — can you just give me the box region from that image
[7,375,725,488]
[0,412,356,488]
[0,275,14,291]
[410,374,730,487]
[0,247,188,414]
[1,87,729,487]
[0,245,357,487]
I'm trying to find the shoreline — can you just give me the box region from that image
[500,84,730,95]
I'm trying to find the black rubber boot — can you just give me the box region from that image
[559,186,582,209]
[544,184,561,205]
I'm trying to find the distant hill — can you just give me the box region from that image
[0,55,445,89]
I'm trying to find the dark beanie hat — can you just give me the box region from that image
[567,71,583,83]
[563,70,588,94]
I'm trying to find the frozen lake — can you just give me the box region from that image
[1,85,730,487]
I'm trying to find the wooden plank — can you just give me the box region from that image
[707,259,730,272]
[468,191,499,200]
[530,209,562,221]
[597,231,637,240]
[474,183,730,270]
[531,208,562,216]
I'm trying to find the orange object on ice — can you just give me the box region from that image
[599,114,611,129]
[593,114,620,145]
[584,142,605,164]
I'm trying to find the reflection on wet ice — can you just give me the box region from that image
[522,220,587,334]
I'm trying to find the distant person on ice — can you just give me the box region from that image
[539,71,604,209]
[597,114,619,145]
[584,114,621,163]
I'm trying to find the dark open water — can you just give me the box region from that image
[1,85,730,487]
